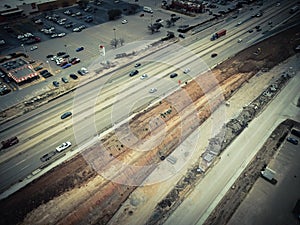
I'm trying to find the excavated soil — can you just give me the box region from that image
[0,23,299,225]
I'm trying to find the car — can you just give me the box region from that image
[237,21,242,25]
[62,54,70,59]
[140,74,148,80]
[287,137,298,145]
[170,73,178,78]
[69,74,78,80]
[179,34,185,39]
[76,46,84,52]
[56,141,72,152]
[71,58,80,65]
[53,81,59,87]
[42,72,53,78]
[121,19,128,24]
[62,77,69,83]
[248,29,253,33]
[61,111,72,119]
[129,70,139,77]
[40,151,56,162]
[256,28,262,32]
[79,25,86,30]
[211,53,218,58]
[75,12,82,16]
[62,63,72,69]
[156,19,163,23]
[57,52,66,56]
[30,46,38,51]
[34,65,43,71]
[237,38,242,43]
[46,54,54,58]
[51,33,58,38]
[140,13,144,17]
[135,63,141,68]
[58,32,66,37]
[77,67,88,75]
[60,60,68,67]
[149,88,157,93]
[183,68,190,74]
[73,27,81,32]
[40,70,49,76]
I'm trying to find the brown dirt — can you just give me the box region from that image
[0,23,299,225]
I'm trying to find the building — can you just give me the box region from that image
[0,58,39,84]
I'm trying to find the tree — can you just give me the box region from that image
[148,23,163,34]
[111,38,118,48]
[119,38,125,46]
[107,9,122,20]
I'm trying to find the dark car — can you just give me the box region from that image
[70,57,80,64]
[46,54,54,58]
[287,137,298,145]
[170,73,178,78]
[179,34,185,38]
[57,51,66,56]
[70,73,78,80]
[42,72,53,78]
[76,46,84,52]
[211,53,218,58]
[62,63,72,69]
[134,63,141,68]
[40,151,56,162]
[61,111,72,119]
[40,70,49,75]
[53,81,59,87]
[62,54,70,59]
[129,70,139,77]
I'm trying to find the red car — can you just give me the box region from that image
[71,57,80,65]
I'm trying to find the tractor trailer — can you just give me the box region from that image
[211,29,227,41]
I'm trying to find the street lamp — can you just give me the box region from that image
[46,60,52,74]
[113,28,116,40]
[21,44,26,53]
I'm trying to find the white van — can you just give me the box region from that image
[143,6,153,13]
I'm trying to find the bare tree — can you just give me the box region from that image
[110,38,118,48]
[119,38,125,46]
[148,23,163,34]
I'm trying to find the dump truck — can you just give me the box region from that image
[1,136,19,149]
[211,29,226,41]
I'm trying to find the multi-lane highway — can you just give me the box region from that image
[0,0,298,195]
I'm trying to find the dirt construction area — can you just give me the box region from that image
[0,22,299,225]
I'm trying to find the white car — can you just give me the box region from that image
[30,46,38,51]
[237,38,242,43]
[149,88,157,93]
[56,141,72,152]
[121,19,128,24]
[140,74,148,80]
[183,68,190,74]
[58,32,66,37]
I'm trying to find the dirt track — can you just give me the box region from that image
[0,23,299,225]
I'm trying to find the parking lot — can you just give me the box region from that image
[0,0,142,53]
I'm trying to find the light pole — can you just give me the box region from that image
[46,60,52,74]
[113,28,116,40]
[21,44,26,53]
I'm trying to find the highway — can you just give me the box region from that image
[0,0,298,195]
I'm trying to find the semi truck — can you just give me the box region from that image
[1,136,19,149]
[211,29,226,41]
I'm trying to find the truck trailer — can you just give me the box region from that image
[211,29,227,41]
